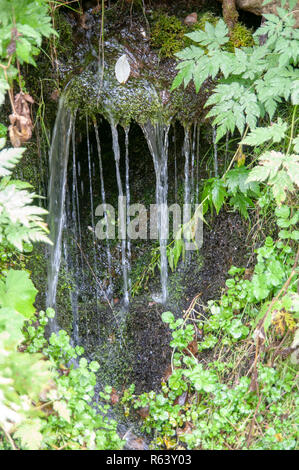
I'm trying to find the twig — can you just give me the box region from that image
[183,293,202,320]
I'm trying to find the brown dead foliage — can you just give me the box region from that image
[183,338,198,357]
[136,406,149,419]
[110,387,120,405]
[9,92,34,147]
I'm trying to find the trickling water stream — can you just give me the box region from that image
[183,126,191,234]
[86,116,100,311]
[110,120,129,306]
[141,121,170,304]
[94,120,112,294]
[32,7,266,445]
[47,96,74,332]
[124,127,131,281]
[47,109,207,335]
[45,19,210,346]
[191,124,197,206]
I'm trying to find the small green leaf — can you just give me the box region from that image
[211,179,226,214]
[162,311,174,324]
[0,270,37,318]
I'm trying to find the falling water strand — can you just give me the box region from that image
[124,127,131,284]
[70,121,81,344]
[183,126,191,227]
[182,126,191,263]
[94,121,112,293]
[71,123,78,237]
[142,121,170,304]
[47,96,74,332]
[64,194,80,345]
[86,116,99,307]
[72,121,84,272]
[191,123,197,206]
[110,121,129,306]
[196,126,200,204]
[173,125,177,203]
[86,117,96,236]
[213,126,218,177]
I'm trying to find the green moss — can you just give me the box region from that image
[55,261,74,334]
[54,12,75,58]
[65,68,165,126]
[150,11,254,60]
[227,23,254,50]
[150,12,220,59]
[150,13,187,58]
[0,123,7,138]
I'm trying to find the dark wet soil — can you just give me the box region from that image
[124,208,249,394]
[125,300,172,393]
[187,209,249,304]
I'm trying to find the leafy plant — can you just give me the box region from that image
[171,1,299,141]
[244,111,299,205]
[0,0,57,105]
[200,166,260,218]
[0,138,50,250]
[0,132,123,450]
[120,198,298,450]
[121,295,298,450]
[0,269,52,449]
[21,312,125,450]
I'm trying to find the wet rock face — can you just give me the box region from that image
[61,12,211,126]
[217,0,299,27]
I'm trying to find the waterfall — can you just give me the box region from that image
[183,126,191,227]
[196,126,200,204]
[47,96,201,333]
[70,121,81,344]
[86,116,99,308]
[63,234,80,345]
[47,96,74,331]
[191,124,197,206]
[173,125,177,203]
[94,120,112,293]
[124,128,131,282]
[110,120,129,306]
[142,121,170,304]
[71,121,84,273]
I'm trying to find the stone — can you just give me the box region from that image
[184,12,198,25]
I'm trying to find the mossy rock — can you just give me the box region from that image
[150,11,219,59]
[150,11,254,58]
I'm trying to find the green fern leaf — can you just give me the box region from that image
[242,119,288,146]
[0,146,25,177]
